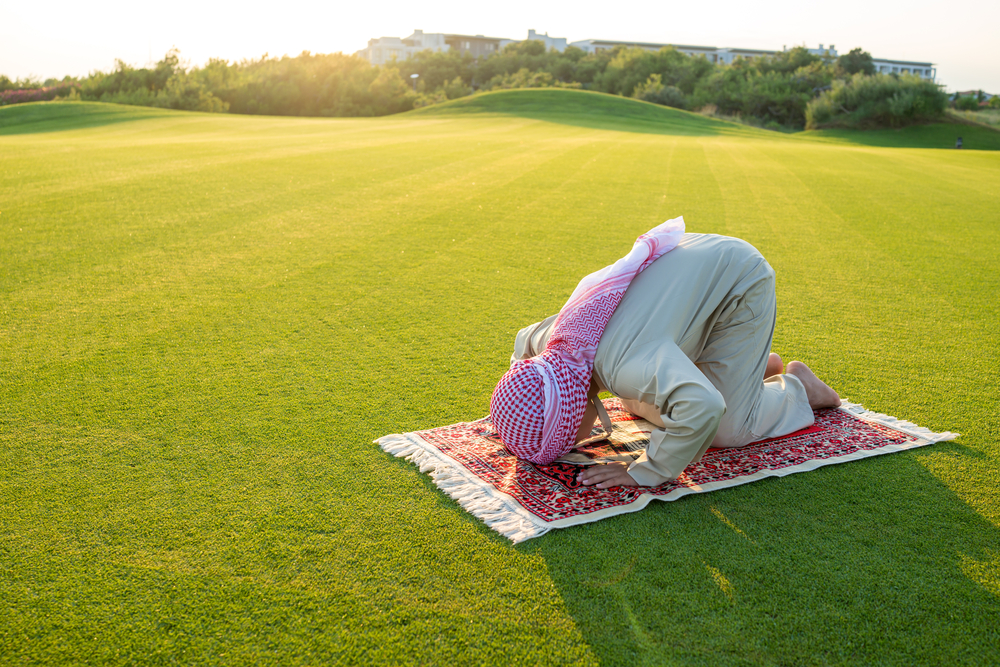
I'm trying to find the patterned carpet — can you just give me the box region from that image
[377,398,957,542]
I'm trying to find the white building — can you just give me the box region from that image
[871,58,936,80]
[806,44,838,59]
[356,29,569,64]
[569,38,719,60]
[569,39,837,65]
[355,30,450,66]
[716,44,837,65]
[714,47,778,65]
[526,29,567,52]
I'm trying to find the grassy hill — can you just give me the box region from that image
[2,92,998,665]
[409,88,759,138]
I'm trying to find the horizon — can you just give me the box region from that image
[2,0,998,93]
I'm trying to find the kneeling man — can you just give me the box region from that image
[490,218,840,489]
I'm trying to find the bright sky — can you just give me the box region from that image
[2,0,997,93]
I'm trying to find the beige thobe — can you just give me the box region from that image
[511,233,814,486]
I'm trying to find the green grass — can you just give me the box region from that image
[799,120,1000,150]
[2,92,998,665]
[949,108,1000,129]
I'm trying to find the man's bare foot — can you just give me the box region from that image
[764,352,783,379]
[786,361,842,408]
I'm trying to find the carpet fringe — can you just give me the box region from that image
[838,400,960,442]
[378,403,958,544]
[376,431,550,543]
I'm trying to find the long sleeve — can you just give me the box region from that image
[510,317,724,485]
[511,314,557,364]
[598,339,726,486]
[505,234,808,487]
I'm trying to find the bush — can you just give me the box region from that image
[0,82,79,106]
[483,68,581,91]
[955,95,980,111]
[805,73,948,129]
[193,52,415,116]
[691,52,832,129]
[632,74,687,109]
[154,74,228,112]
[442,76,472,99]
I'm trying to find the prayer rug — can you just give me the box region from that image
[376,398,958,543]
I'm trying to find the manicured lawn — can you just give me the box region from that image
[1,93,998,665]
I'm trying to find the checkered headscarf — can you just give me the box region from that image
[491,217,685,464]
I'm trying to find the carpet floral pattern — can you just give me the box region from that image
[377,398,957,542]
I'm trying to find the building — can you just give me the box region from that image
[568,40,836,64]
[714,47,778,65]
[355,30,449,66]
[441,33,509,58]
[569,38,719,60]
[870,58,936,80]
[526,29,567,53]
[805,44,838,59]
[356,29,571,64]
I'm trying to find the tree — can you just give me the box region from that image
[836,48,876,76]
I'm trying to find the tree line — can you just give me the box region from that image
[2,43,989,130]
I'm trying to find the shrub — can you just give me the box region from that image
[483,68,581,90]
[805,73,948,129]
[1,75,45,93]
[201,52,415,116]
[632,74,687,109]
[691,55,832,129]
[954,95,980,111]
[0,83,79,106]
[154,74,228,112]
[413,89,448,108]
[442,76,472,99]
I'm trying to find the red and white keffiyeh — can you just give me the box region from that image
[490,217,685,464]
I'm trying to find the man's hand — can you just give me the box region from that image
[577,461,639,489]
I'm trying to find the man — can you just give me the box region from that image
[491,222,841,489]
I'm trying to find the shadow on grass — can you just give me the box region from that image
[522,448,1000,665]
[407,88,757,139]
[0,101,175,136]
